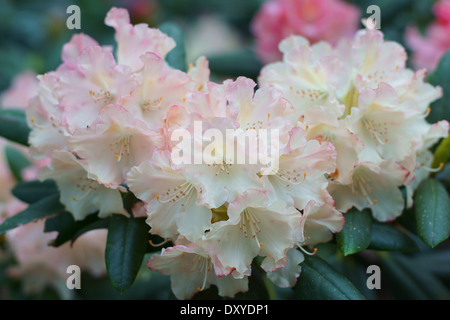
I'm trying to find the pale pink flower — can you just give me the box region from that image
[251,0,360,63]
[27,73,69,160]
[61,33,103,70]
[105,7,176,72]
[266,248,304,288]
[299,199,344,246]
[264,127,337,210]
[68,104,163,188]
[25,7,199,224]
[147,240,248,300]
[328,160,409,222]
[122,52,193,131]
[127,150,212,242]
[203,190,301,277]
[0,72,38,109]
[259,28,449,219]
[406,0,450,71]
[6,220,107,298]
[57,45,138,131]
[40,151,127,220]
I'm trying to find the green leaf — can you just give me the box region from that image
[414,178,450,247]
[105,215,149,294]
[411,249,450,279]
[368,222,419,252]
[427,51,450,123]
[379,253,450,300]
[396,205,417,234]
[293,253,365,300]
[336,208,372,256]
[4,145,31,182]
[158,22,187,72]
[0,109,30,146]
[12,179,59,204]
[0,194,64,235]
[335,256,378,300]
[432,135,450,170]
[71,217,110,245]
[44,211,109,247]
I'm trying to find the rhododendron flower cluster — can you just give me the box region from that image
[259,29,450,221]
[26,7,344,299]
[23,7,449,300]
[406,0,450,71]
[251,0,360,63]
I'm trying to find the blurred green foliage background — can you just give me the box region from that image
[0,0,440,92]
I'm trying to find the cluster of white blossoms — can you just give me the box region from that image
[26,7,448,299]
[259,30,450,221]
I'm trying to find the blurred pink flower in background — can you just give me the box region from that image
[406,0,450,71]
[0,72,39,110]
[251,0,361,63]
[6,222,107,298]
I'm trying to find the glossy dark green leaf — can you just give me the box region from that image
[293,253,365,300]
[379,253,450,300]
[396,206,417,234]
[105,215,149,294]
[0,109,30,146]
[336,208,372,256]
[4,145,31,182]
[337,257,378,300]
[414,178,450,247]
[12,179,58,204]
[427,51,450,123]
[71,217,110,245]
[158,22,187,72]
[0,194,64,235]
[368,222,419,253]
[44,211,109,247]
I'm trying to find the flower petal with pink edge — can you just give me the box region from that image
[58,46,138,131]
[147,243,248,300]
[105,7,176,71]
[123,52,192,130]
[265,248,304,288]
[68,104,163,188]
[328,160,409,222]
[299,199,344,247]
[61,33,100,69]
[40,150,127,220]
[205,192,300,276]
[127,150,212,241]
